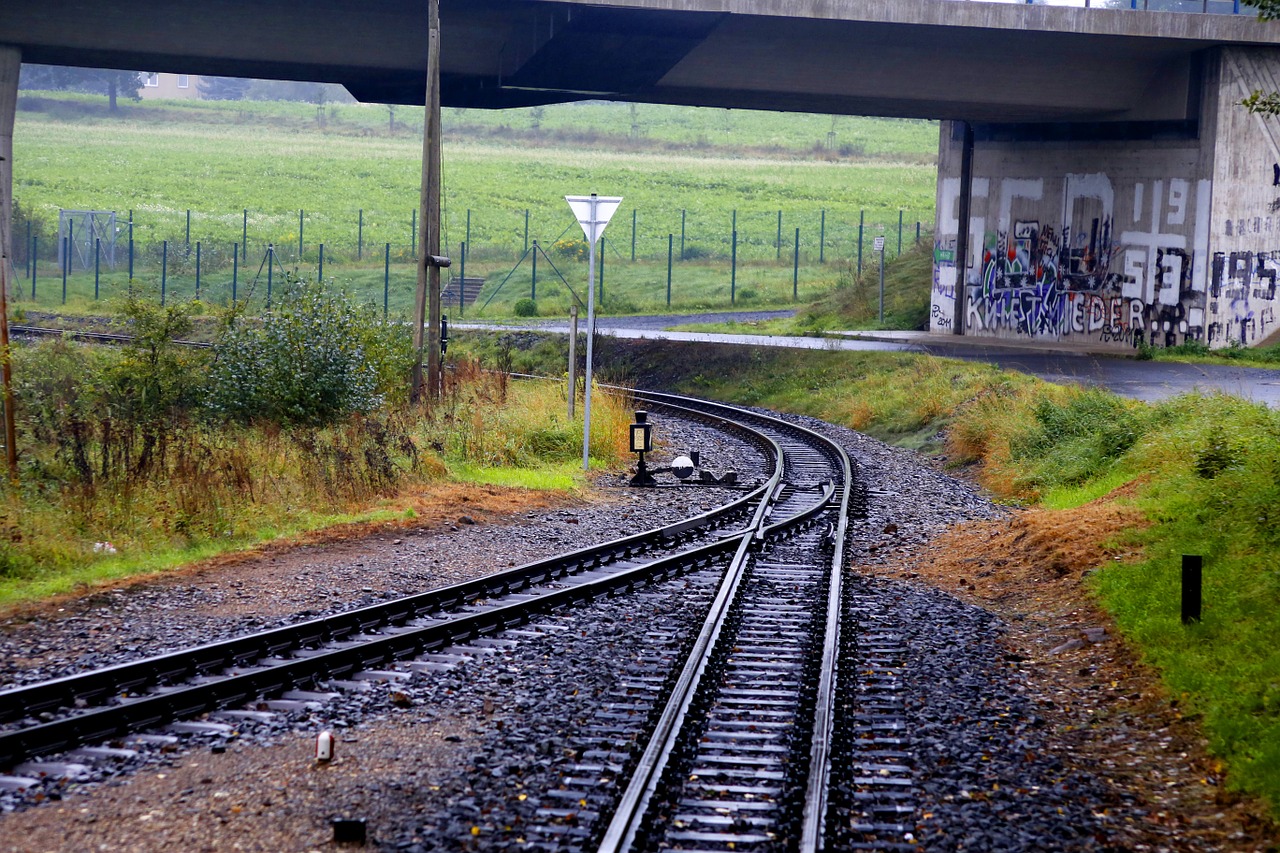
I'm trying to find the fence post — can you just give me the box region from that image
[731,229,737,304]
[631,209,637,262]
[358,209,364,260]
[820,209,826,264]
[319,243,325,283]
[161,240,168,306]
[196,241,202,299]
[128,209,134,281]
[599,237,605,305]
[1182,555,1203,624]
[232,242,239,303]
[793,227,800,300]
[898,210,904,256]
[242,209,248,262]
[384,242,390,319]
[459,240,466,317]
[31,235,37,299]
[776,209,782,260]
[62,235,68,305]
[532,239,538,300]
[858,209,865,275]
[185,209,191,246]
[94,237,101,300]
[667,233,673,306]
[267,244,274,308]
[916,221,921,244]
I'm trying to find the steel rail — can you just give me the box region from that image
[599,389,854,853]
[0,405,783,771]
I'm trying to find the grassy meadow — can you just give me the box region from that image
[11,93,937,317]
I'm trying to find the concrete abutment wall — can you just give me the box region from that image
[932,46,1280,350]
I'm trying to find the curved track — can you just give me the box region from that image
[0,391,862,852]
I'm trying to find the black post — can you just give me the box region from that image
[185,209,191,245]
[267,244,274,308]
[667,233,673,306]
[195,241,202,299]
[916,221,922,244]
[1182,555,1203,624]
[62,235,68,304]
[128,210,134,281]
[898,209,904,256]
[232,242,239,302]
[531,239,538,300]
[955,121,975,335]
[820,209,826,264]
[793,227,800,300]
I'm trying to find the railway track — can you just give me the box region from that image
[0,391,874,851]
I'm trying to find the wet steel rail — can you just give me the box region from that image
[585,390,856,853]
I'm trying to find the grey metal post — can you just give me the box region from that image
[858,210,864,275]
[568,304,578,419]
[384,242,390,319]
[94,237,100,299]
[878,241,885,324]
[128,209,133,281]
[793,227,800,300]
[531,239,538,300]
[583,197,599,471]
[61,235,68,304]
[599,238,605,305]
[232,243,238,302]
[731,230,737,304]
[266,244,273,308]
[667,233,673,306]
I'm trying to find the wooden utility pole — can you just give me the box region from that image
[411,0,443,402]
[0,47,21,484]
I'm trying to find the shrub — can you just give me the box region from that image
[206,278,413,425]
[513,298,538,317]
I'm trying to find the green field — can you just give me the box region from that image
[11,94,938,316]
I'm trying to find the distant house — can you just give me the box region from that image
[138,72,200,100]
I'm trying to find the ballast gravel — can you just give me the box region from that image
[0,408,1271,851]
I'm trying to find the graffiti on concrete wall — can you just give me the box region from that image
[1209,249,1280,345]
[934,174,1216,348]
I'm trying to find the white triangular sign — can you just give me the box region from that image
[566,195,623,245]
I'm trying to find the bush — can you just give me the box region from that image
[206,278,413,424]
[513,298,538,317]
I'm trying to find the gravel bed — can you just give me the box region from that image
[0,406,1240,850]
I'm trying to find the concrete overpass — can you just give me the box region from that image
[5,0,1280,350]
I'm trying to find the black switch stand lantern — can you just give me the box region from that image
[629,411,656,487]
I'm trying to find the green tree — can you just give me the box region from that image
[19,64,143,111]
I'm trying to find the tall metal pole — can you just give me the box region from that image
[583,195,599,471]
[0,46,21,482]
[954,121,975,335]
[412,0,443,402]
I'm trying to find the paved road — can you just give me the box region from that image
[458,311,1280,408]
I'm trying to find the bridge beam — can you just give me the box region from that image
[932,46,1280,351]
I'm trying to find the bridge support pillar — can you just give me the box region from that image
[932,46,1280,351]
